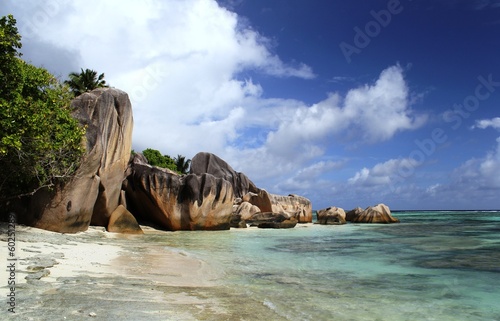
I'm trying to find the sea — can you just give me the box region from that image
[157,210,500,321]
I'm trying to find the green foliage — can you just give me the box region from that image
[0,15,84,200]
[64,68,108,96]
[0,15,22,101]
[142,148,178,172]
[174,154,191,174]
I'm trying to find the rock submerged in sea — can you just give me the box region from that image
[316,207,347,225]
[351,204,399,224]
[258,218,298,229]
[242,212,298,229]
[270,194,313,223]
[316,204,399,224]
[345,207,363,222]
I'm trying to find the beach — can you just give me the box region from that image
[2,211,500,320]
[0,224,242,320]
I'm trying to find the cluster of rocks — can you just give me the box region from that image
[316,204,399,224]
[5,88,398,234]
[6,88,314,233]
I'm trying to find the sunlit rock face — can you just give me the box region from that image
[125,157,234,231]
[316,206,347,225]
[189,152,259,198]
[351,204,400,223]
[345,207,363,222]
[270,193,313,223]
[17,88,133,233]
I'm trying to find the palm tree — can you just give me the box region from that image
[174,155,191,174]
[64,68,108,96]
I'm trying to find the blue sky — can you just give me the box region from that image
[2,0,500,210]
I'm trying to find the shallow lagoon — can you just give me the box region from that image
[161,211,500,320]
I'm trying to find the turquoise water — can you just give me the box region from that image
[159,211,500,320]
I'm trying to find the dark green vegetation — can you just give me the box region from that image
[64,68,108,97]
[174,154,191,174]
[0,15,84,201]
[140,149,191,174]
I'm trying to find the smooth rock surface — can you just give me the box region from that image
[270,194,313,223]
[352,204,400,224]
[125,161,234,231]
[316,207,347,225]
[16,88,133,233]
[107,205,143,234]
[345,207,363,222]
[189,152,258,198]
[234,201,261,221]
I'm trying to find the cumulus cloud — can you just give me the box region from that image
[348,158,416,188]
[275,160,345,191]
[413,136,500,209]
[3,0,314,152]
[245,65,427,175]
[3,0,427,206]
[452,137,500,189]
[472,117,500,130]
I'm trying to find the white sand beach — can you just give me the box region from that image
[0,223,226,320]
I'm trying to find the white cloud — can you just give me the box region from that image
[348,158,416,187]
[342,65,428,142]
[452,137,500,189]
[472,117,500,130]
[241,65,427,178]
[3,0,427,208]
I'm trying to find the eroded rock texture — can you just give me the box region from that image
[16,88,133,233]
[125,156,234,231]
[352,204,400,223]
[316,206,347,225]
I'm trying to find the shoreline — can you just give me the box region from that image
[0,223,227,320]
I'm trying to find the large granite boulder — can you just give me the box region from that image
[258,217,298,229]
[242,190,273,213]
[14,88,133,233]
[246,212,289,226]
[345,207,363,222]
[107,205,143,234]
[125,156,234,231]
[316,207,347,225]
[190,152,259,198]
[270,194,313,223]
[233,201,260,221]
[190,152,312,225]
[352,204,400,223]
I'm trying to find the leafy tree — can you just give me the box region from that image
[0,15,84,202]
[174,154,191,174]
[142,148,178,172]
[0,15,22,101]
[64,68,108,96]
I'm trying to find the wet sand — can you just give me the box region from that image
[0,224,231,320]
